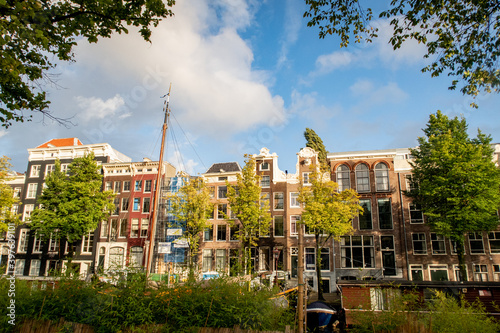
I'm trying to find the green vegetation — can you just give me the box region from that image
[0,274,295,332]
[303,0,500,102]
[0,156,21,233]
[304,128,328,172]
[406,111,500,281]
[349,288,500,333]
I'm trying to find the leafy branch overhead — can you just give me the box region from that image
[0,0,175,127]
[304,0,500,102]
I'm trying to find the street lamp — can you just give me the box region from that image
[273,248,281,285]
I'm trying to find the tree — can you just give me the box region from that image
[30,154,114,265]
[168,178,214,278]
[304,128,328,172]
[0,156,21,232]
[226,155,272,274]
[298,170,361,300]
[303,1,500,102]
[406,111,500,281]
[0,0,175,127]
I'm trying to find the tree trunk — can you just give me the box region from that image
[455,236,468,282]
[315,233,325,301]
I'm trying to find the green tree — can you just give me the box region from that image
[406,111,500,281]
[30,154,114,266]
[304,128,328,171]
[0,0,175,127]
[299,170,361,300]
[226,155,272,274]
[168,178,214,278]
[0,156,21,232]
[303,0,500,102]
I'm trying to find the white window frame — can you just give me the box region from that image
[45,164,55,177]
[290,192,300,208]
[473,264,488,281]
[290,215,300,236]
[260,175,270,188]
[48,233,60,252]
[355,164,370,192]
[130,219,139,238]
[374,163,389,191]
[302,172,311,186]
[33,233,43,253]
[260,162,270,171]
[336,164,350,191]
[30,165,41,177]
[412,233,427,255]
[409,203,424,223]
[26,183,38,199]
[15,259,25,275]
[30,259,41,276]
[274,216,284,237]
[23,204,34,221]
[429,264,449,281]
[140,218,149,238]
[216,224,227,242]
[431,233,446,255]
[469,232,485,254]
[274,192,284,210]
[81,232,94,253]
[410,264,424,281]
[18,229,29,253]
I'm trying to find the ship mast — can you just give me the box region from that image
[146,83,172,278]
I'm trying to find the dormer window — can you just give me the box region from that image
[261,162,270,170]
[218,176,228,181]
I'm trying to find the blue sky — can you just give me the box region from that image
[1,0,499,175]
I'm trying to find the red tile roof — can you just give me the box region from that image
[36,138,83,148]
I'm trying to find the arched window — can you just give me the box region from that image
[336,165,350,191]
[355,164,370,192]
[375,163,389,191]
[109,247,124,269]
[98,247,105,270]
[130,246,143,267]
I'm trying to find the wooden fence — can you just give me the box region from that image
[17,319,295,333]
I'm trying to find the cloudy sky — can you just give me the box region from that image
[1,0,500,175]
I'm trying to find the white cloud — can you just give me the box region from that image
[168,149,199,175]
[290,90,342,129]
[75,94,125,123]
[310,51,354,77]
[0,130,7,139]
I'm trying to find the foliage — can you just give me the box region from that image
[349,288,500,333]
[226,155,272,274]
[303,0,500,102]
[298,170,361,300]
[0,0,175,127]
[0,156,21,233]
[406,111,500,280]
[168,177,214,277]
[0,273,295,332]
[30,154,115,244]
[304,128,328,171]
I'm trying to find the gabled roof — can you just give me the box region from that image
[36,138,83,148]
[205,162,241,174]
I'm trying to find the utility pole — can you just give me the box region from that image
[297,223,305,333]
[146,83,172,279]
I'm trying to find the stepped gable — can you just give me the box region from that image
[205,162,241,174]
[36,138,83,148]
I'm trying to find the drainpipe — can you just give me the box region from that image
[398,173,410,280]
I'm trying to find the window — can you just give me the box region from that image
[202,249,212,272]
[375,163,389,191]
[48,233,59,252]
[274,192,284,210]
[110,219,118,240]
[105,181,112,191]
[109,247,124,268]
[131,219,139,238]
[409,203,423,223]
[431,234,446,254]
[61,164,69,175]
[274,216,284,237]
[119,219,127,237]
[121,197,129,211]
[410,264,424,281]
[302,172,311,185]
[140,219,149,238]
[112,198,120,215]
[429,265,449,281]
[18,229,29,252]
[133,198,140,211]
[290,192,300,208]
[261,175,270,187]
[469,232,485,254]
[378,198,392,229]
[230,225,239,240]
[30,165,41,177]
[355,164,370,192]
[260,192,270,210]
[406,174,417,191]
[23,204,34,221]
[488,232,500,253]
[29,259,41,276]
[359,199,372,230]
[216,249,226,272]
[33,234,43,253]
[216,225,227,241]
[412,233,427,254]
[341,236,374,268]
[26,183,37,198]
[305,248,316,270]
[45,164,55,177]
[474,264,488,281]
[143,197,150,213]
[217,203,227,219]
[290,215,300,236]
[82,232,94,253]
[336,165,350,191]
[13,187,21,198]
[218,186,227,199]
[123,181,130,192]
[320,248,330,271]
[135,180,142,191]
[218,176,228,181]
[493,265,500,282]
[130,247,143,267]
[204,226,213,241]
[15,259,25,275]
[144,180,152,192]
[261,162,270,170]
[101,220,109,238]
[114,181,121,193]
[208,186,215,198]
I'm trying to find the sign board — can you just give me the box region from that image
[158,242,171,254]
[167,228,183,236]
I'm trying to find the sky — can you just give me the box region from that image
[1,0,500,176]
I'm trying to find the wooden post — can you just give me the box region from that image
[297,223,305,333]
